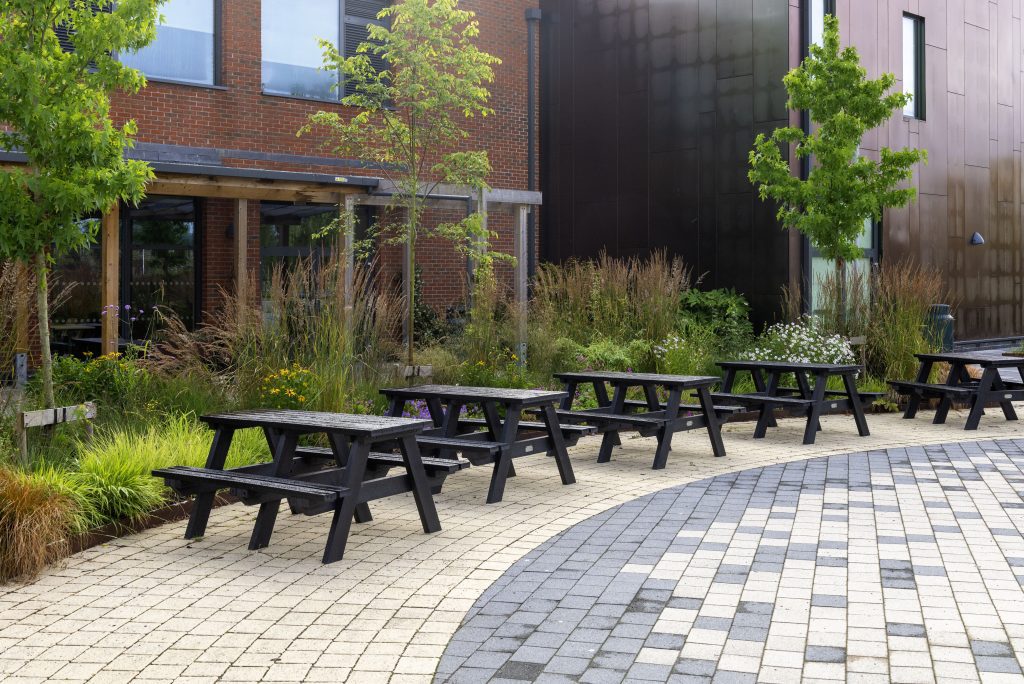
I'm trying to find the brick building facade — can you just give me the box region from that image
[42,0,541,349]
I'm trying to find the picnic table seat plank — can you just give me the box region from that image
[154,466,350,506]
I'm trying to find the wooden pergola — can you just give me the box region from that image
[99,167,542,357]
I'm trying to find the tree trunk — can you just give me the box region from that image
[35,252,55,409]
[836,257,848,332]
[406,204,417,368]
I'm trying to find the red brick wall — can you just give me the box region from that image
[108,0,539,319]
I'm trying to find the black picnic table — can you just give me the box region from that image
[552,371,737,469]
[153,410,462,564]
[712,360,876,445]
[891,351,1024,429]
[381,385,592,504]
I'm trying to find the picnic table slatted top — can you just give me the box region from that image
[554,371,720,387]
[915,351,1024,368]
[718,360,863,373]
[200,410,432,438]
[381,384,568,406]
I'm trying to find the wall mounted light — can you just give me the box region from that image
[969,231,985,246]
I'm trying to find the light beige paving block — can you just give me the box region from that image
[1,407,1022,682]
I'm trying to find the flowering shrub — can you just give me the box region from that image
[259,364,315,409]
[456,349,530,388]
[743,317,854,365]
[49,352,149,409]
[653,323,718,377]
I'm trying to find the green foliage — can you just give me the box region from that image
[302,0,501,362]
[555,337,653,374]
[654,324,720,377]
[748,14,926,263]
[679,289,754,357]
[259,364,316,410]
[455,349,530,389]
[41,351,226,424]
[0,466,78,581]
[412,265,450,345]
[0,0,160,406]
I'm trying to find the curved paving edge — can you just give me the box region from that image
[437,439,1024,684]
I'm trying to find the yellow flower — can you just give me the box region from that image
[270,388,280,395]
[298,396,306,403]
[285,389,296,397]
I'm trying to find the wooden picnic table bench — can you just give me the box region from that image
[712,360,871,445]
[153,410,447,564]
[891,351,1024,429]
[381,385,590,504]
[552,371,738,469]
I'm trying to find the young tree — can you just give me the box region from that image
[303,0,501,367]
[748,14,926,307]
[0,0,159,407]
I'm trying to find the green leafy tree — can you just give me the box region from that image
[749,14,927,300]
[303,0,501,366]
[0,0,159,407]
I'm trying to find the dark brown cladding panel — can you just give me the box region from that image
[539,0,793,329]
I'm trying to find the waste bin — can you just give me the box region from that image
[925,304,954,352]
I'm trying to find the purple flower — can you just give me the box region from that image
[124,304,131,311]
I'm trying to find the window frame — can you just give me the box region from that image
[903,13,926,121]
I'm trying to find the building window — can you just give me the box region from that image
[903,14,925,119]
[261,0,388,101]
[808,0,834,48]
[119,0,218,86]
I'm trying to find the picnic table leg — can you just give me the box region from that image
[185,426,235,539]
[801,374,828,445]
[594,382,621,449]
[752,369,778,428]
[483,402,516,477]
[903,360,933,419]
[721,368,736,392]
[560,381,578,410]
[842,372,870,437]
[397,435,442,533]
[328,434,372,523]
[540,403,576,486]
[994,375,1020,421]
[934,362,964,425]
[652,388,682,469]
[323,435,370,563]
[964,368,1001,430]
[487,409,522,504]
[249,430,298,550]
[386,397,404,417]
[643,385,661,411]
[696,385,726,458]
[597,384,628,463]
[794,371,821,432]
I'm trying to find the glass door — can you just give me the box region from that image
[121,197,199,340]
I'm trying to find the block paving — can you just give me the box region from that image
[0,407,1023,682]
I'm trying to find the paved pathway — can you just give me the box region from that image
[438,440,1024,683]
[0,408,1023,682]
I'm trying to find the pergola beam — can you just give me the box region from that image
[100,205,120,355]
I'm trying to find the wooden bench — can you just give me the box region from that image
[154,466,350,508]
[710,392,815,410]
[294,446,471,474]
[888,381,975,400]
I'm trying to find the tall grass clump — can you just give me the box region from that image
[528,250,694,377]
[0,467,77,582]
[150,255,402,412]
[533,250,692,345]
[865,259,948,381]
[72,414,269,526]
